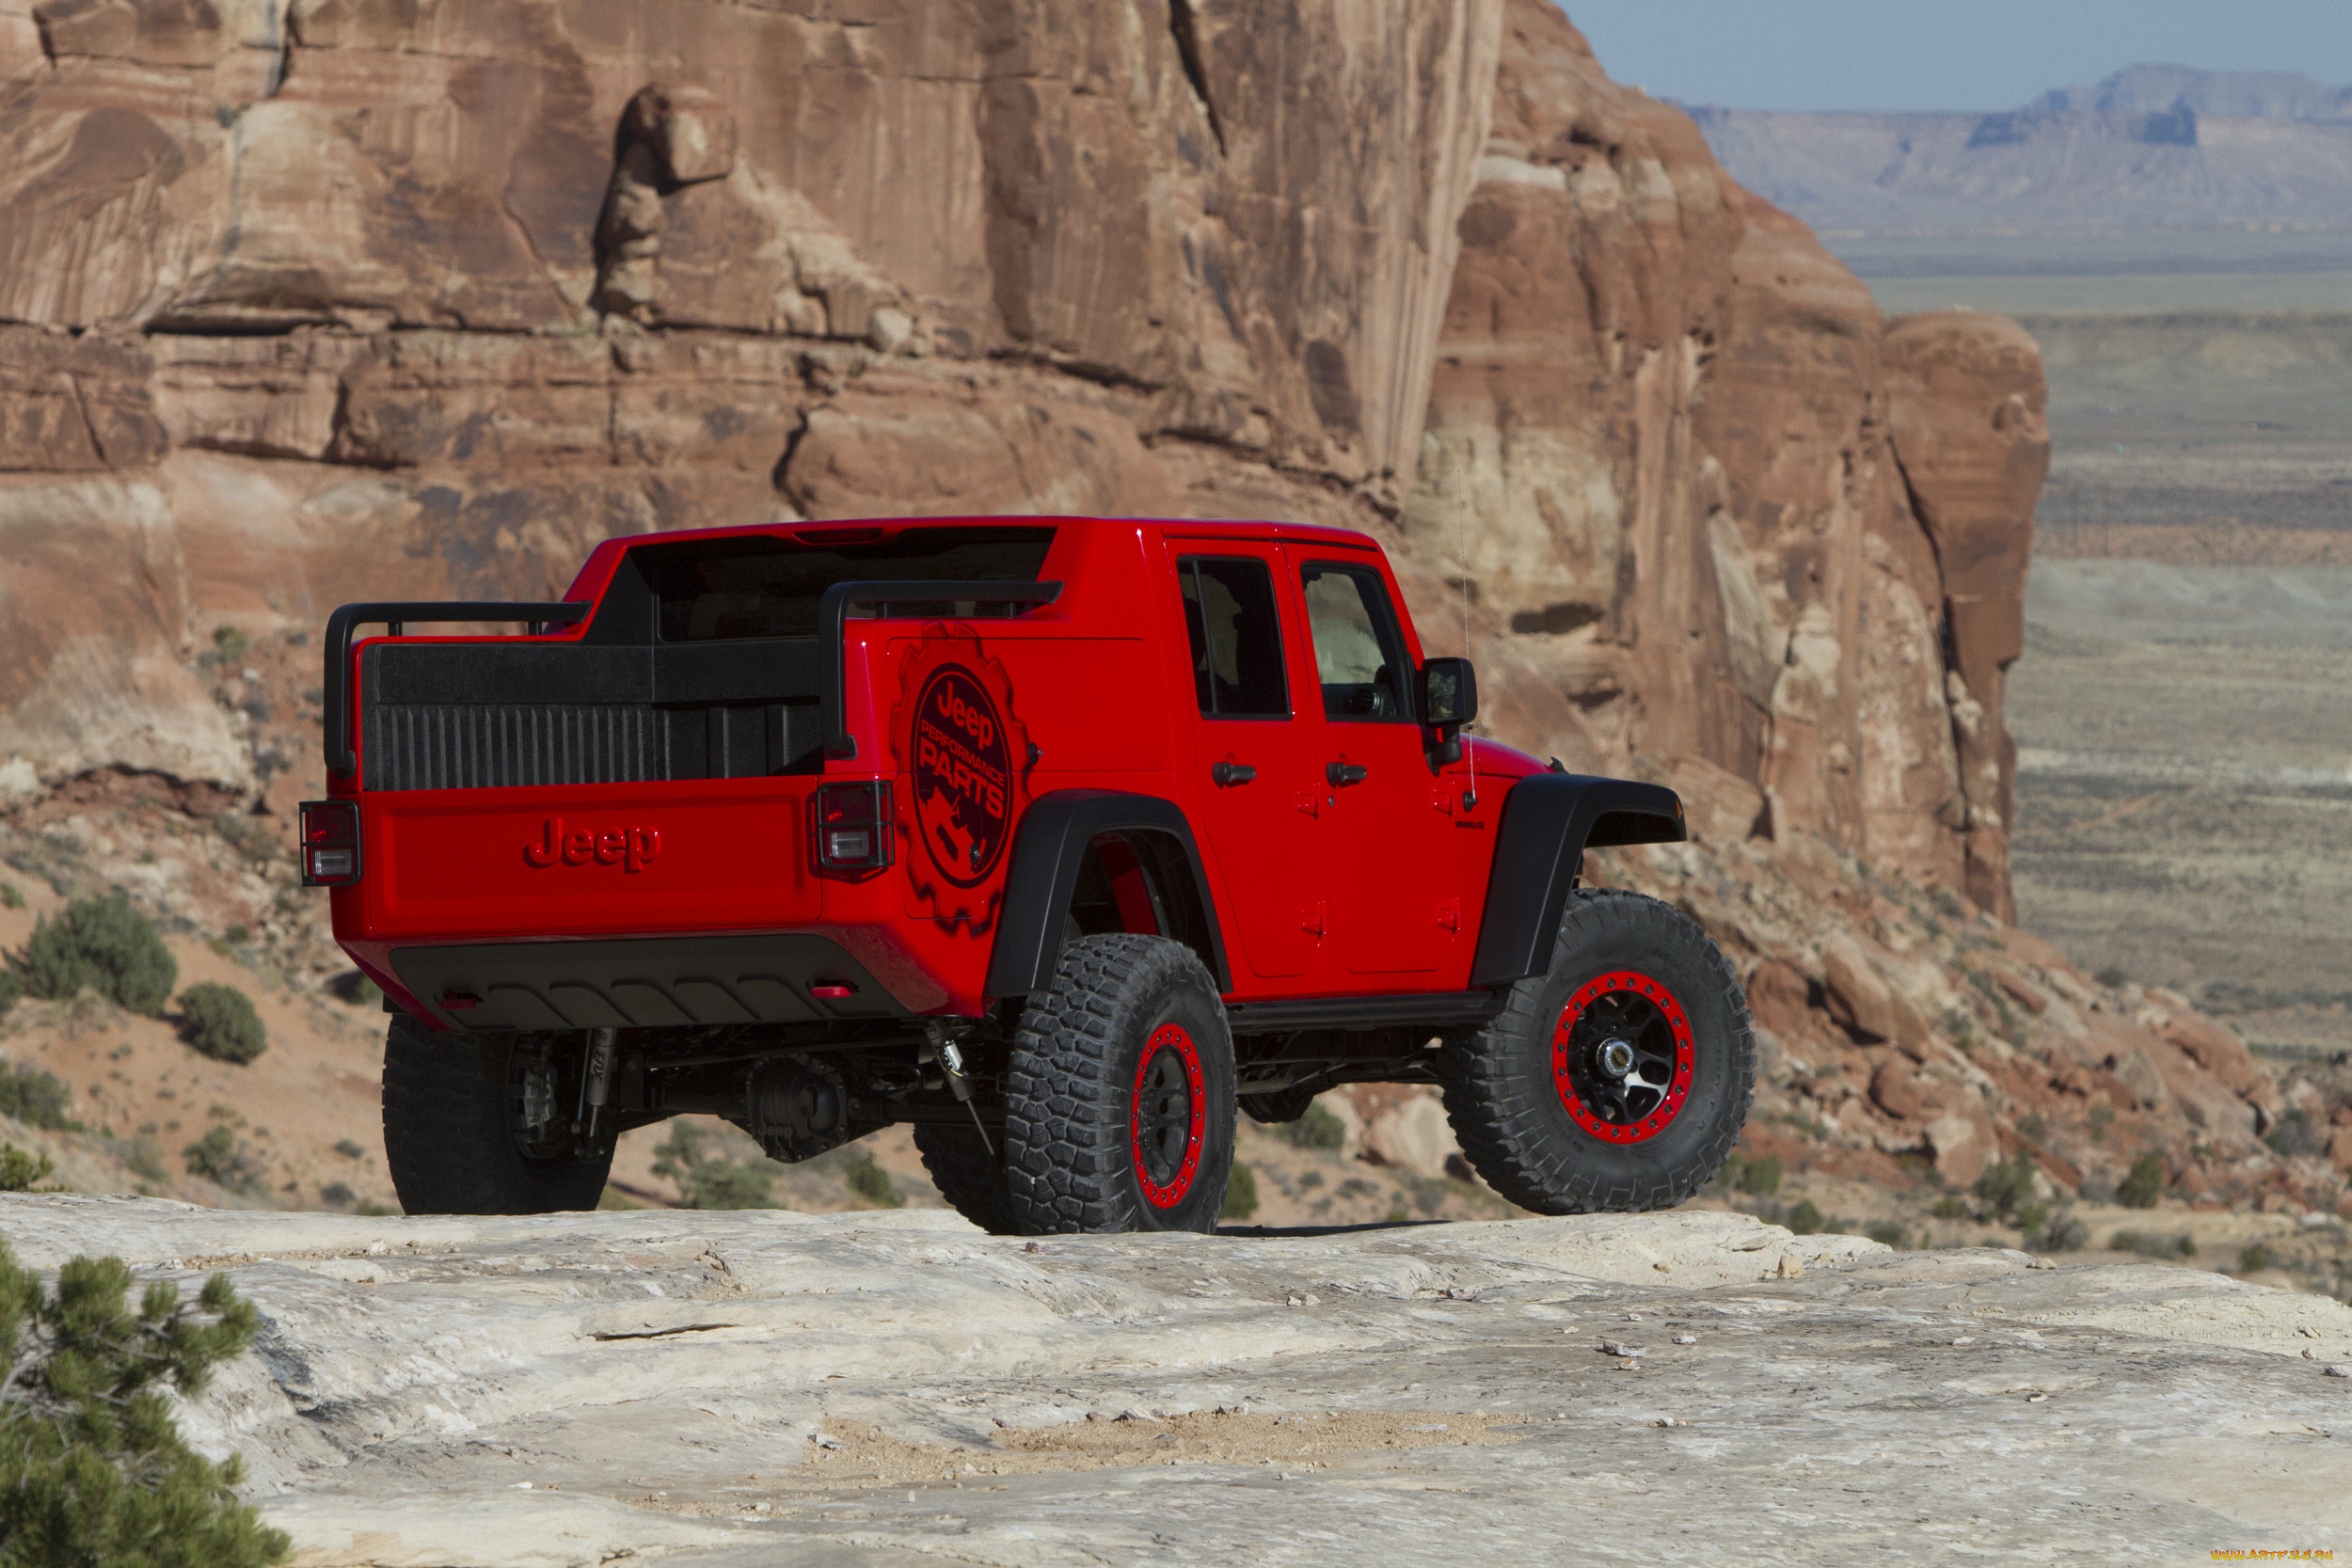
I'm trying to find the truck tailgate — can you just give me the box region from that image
[359,781,818,940]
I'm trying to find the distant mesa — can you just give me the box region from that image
[1687,64,2352,235]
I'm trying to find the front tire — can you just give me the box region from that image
[1442,890,1754,1214]
[1003,934,1235,1234]
[382,1017,614,1214]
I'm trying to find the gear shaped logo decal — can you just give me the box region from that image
[894,624,1034,932]
[912,662,1010,888]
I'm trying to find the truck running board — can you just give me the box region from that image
[1223,990,1501,1037]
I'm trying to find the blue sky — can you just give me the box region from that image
[1563,2,2352,113]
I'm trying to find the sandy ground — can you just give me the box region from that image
[2008,559,2352,1056]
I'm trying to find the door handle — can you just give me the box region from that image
[1212,761,1257,787]
[1326,762,1368,787]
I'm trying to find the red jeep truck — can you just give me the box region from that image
[305,516,1754,1232]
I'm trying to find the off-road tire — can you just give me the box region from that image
[1442,889,1753,1214]
[382,1016,613,1214]
[1003,933,1235,1234]
[913,1122,1016,1234]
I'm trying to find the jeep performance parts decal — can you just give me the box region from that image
[894,626,1034,933]
[914,665,1010,888]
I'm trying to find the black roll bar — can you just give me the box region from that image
[322,601,590,778]
[817,580,1063,759]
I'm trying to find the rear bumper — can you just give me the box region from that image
[374,932,914,1034]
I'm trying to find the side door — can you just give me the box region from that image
[1293,553,1455,976]
[1169,546,1327,981]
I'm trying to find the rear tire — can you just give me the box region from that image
[913,1122,1015,1234]
[1442,890,1753,1214]
[1003,933,1235,1235]
[382,1016,613,1215]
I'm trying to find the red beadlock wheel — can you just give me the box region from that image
[1131,1022,1207,1208]
[1439,890,1756,1215]
[1551,970,1695,1144]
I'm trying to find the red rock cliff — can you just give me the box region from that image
[1405,4,2046,920]
[0,0,2034,916]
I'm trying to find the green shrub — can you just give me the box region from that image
[845,1152,904,1209]
[1220,1161,1260,1222]
[0,1239,290,1566]
[2239,1243,2275,1274]
[0,972,17,1017]
[0,1142,56,1192]
[1866,1221,1908,1249]
[1972,1155,2040,1226]
[318,1182,356,1210]
[0,1060,76,1132]
[119,1136,168,1184]
[2026,1210,2088,1253]
[1739,1153,1782,1196]
[0,882,22,911]
[331,1138,365,1160]
[2093,965,2128,989]
[176,983,267,1066]
[1280,1102,1347,1151]
[1786,1198,1824,1235]
[21,893,177,1016]
[2106,1228,2195,1259]
[2116,1153,2167,1209]
[2264,1108,2326,1160]
[328,972,382,1008]
[183,1127,264,1195]
[1931,1196,1968,1219]
[650,1122,782,1211]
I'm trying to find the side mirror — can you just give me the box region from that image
[1418,657,1478,727]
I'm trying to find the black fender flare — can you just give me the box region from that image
[1468,773,1689,988]
[983,789,1232,1000]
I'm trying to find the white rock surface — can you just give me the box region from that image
[4,1196,2348,1565]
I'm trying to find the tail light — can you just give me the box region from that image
[812,781,893,878]
[299,800,362,887]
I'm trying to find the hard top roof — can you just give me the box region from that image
[599,515,1381,552]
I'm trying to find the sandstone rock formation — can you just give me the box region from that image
[5,1196,2347,1564]
[1,0,2303,1217]
[1403,6,2046,918]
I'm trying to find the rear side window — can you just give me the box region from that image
[1300,562,1411,721]
[1178,557,1289,719]
[645,527,1055,641]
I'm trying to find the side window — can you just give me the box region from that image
[1300,562,1412,721]
[1178,557,1290,719]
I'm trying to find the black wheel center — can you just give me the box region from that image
[1563,992,1679,1127]
[1136,1047,1193,1187]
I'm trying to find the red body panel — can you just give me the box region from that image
[328,515,1543,1022]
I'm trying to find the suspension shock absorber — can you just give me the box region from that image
[574,1027,617,1140]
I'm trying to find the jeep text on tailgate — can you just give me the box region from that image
[307,517,1754,1231]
